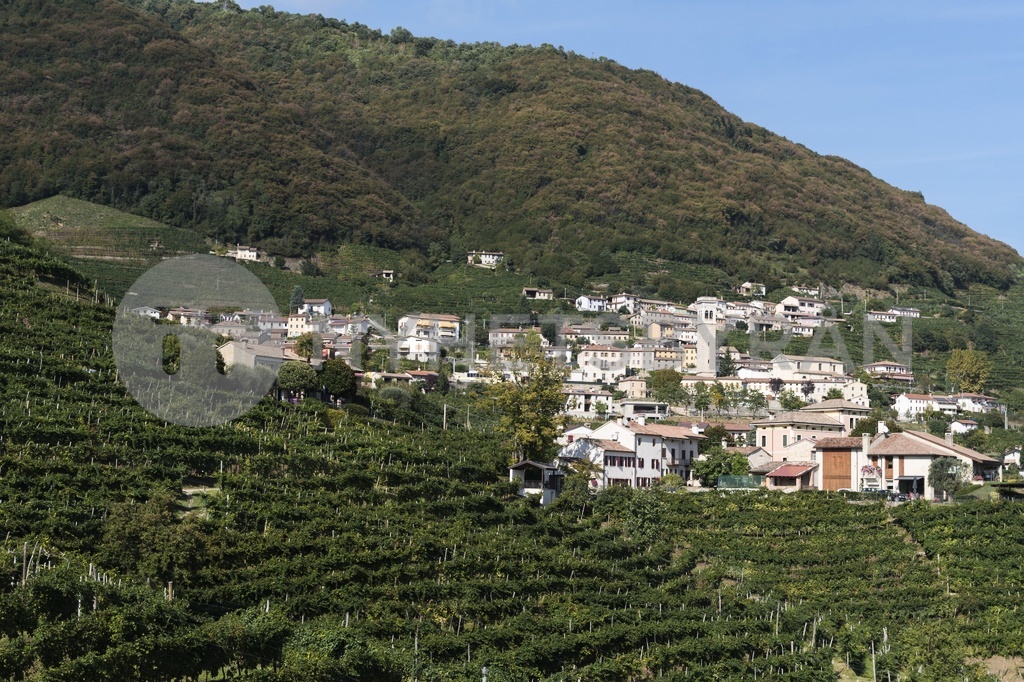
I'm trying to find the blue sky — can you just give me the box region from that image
[237,0,1023,256]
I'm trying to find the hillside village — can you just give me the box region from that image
[125,249,1013,505]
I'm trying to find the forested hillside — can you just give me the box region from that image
[0,0,1019,296]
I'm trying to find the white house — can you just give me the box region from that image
[562,385,615,419]
[575,295,608,312]
[488,326,548,348]
[736,281,767,297]
[257,314,288,333]
[950,419,979,435]
[888,306,921,319]
[861,361,914,384]
[166,307,212,327]
[627,346,689,375]
[560,419,705,488]
[956,394,1001,414]
[771,354,845,381]
[509,461,563,506]
[233,245,259,262]
[562,326,630,346]
[299,298,333,317]
[467,251,504,268]
[398,313,461,342]
[608,293,641,314]
[865,310,899,323]
[894,393,959,421]
[558,424,595,446]
[776,296,826,320]
[575,345,628,383]
[522,287,554,300]
[397,336,440,363]
[328,315,372,337]
[130,306,162,319]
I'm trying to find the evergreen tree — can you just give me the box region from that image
[718,349,736,377]
[289,285,304,313]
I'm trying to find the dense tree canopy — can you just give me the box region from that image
[0,0,1019,292]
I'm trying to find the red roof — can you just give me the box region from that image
[591,439,635,453]
[766,464,816,478]
[815,437,865,449]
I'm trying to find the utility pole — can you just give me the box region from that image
[443,403,448,430]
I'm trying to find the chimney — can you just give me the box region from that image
[945,431,954,446]
[637,416,647,426]
[877,420,889,435]
[862,433,870,456]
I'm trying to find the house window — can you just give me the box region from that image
[782,435,788,447]
[761,436,766,447]
[639,458,645,469]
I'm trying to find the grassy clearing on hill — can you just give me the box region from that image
[11,195,207,261]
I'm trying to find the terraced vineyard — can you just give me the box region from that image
[4,237,1024,680]
[11,195,208,261]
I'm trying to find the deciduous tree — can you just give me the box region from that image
[947,349,991,393]
[489,332,566,462]
[293,332,320,359]
[648,369,683,404]
[692,445,749,487]
[928,456,971,499]
[277,360,318,397]
[779,390,806,411]
[321,358,357,402]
